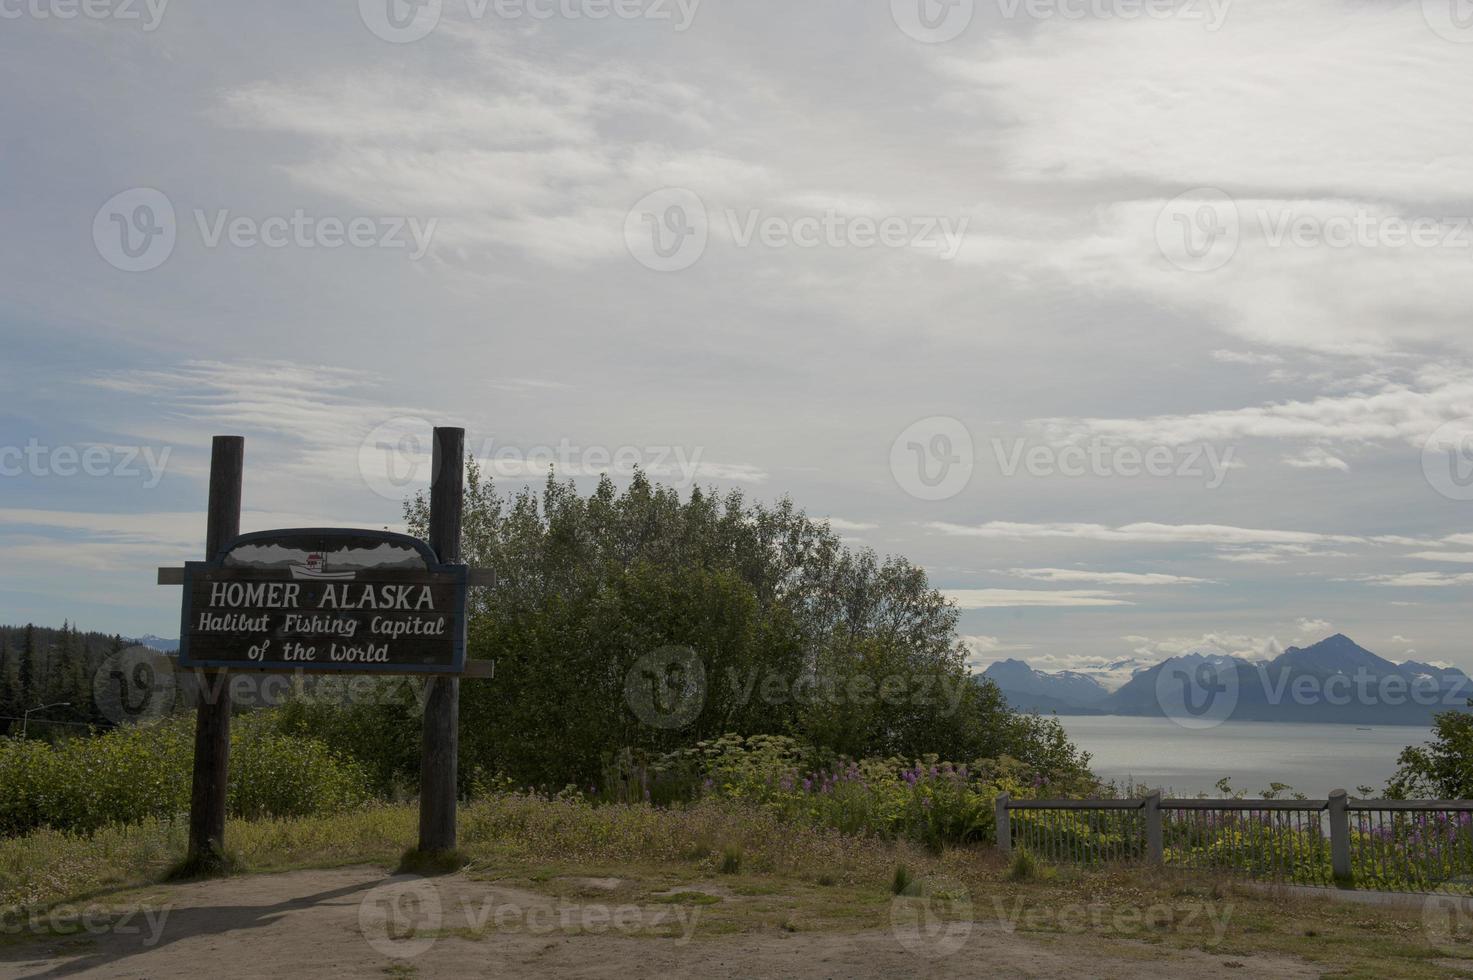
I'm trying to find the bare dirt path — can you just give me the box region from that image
[0,866,1320,979]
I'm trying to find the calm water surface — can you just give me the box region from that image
[1055,715,1429,797]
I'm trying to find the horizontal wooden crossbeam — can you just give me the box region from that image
[157,566,497,588]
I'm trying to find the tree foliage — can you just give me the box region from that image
[383,463,1090,791]
[1388,700,1473,799]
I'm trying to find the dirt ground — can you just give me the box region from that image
[0,865,1323,979]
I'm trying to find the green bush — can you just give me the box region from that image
[0,713,369,836]
[648,733,1082,851]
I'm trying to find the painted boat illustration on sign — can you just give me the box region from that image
[289,553,357,581]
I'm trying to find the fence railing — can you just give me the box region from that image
[996,791,1473,893]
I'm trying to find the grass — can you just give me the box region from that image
[1,795,1472,977]
[396,848,470,876]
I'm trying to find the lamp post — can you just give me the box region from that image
[21,701,69,739]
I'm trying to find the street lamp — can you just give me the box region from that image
[20,701,69,739]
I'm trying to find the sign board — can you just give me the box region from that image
[178,528,467,674]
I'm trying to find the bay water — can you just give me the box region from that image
[1055,715,1429,798]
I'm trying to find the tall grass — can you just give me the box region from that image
[0,715,369,836]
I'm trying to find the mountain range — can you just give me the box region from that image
[981,634,1472,725]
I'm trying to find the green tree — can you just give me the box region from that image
[1387,700,1473,799]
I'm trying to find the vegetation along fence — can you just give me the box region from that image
[995,791,1473,893]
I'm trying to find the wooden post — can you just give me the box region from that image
[1144,791,1163,864]
[418,427,463,854]
[186,435,243,871]
[1327,788,1352,885]
[995,792,1011,857]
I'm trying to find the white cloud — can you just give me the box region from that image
[929,521,1364,546]
[939,4,1472,197]
[1006,568,1212,586]
[1128,631,1283,663]
[1282,447,1350,472]
[945,589,1132,609]
[1353,572,1473,588]
[1211,350,1284,366]
[1295,618,1331,635]
[1029,368,1473,451]
[822,517,879,533]
[1406,551,1473,563]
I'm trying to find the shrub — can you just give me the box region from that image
[1007,848,1037,881]
[0,712,369,837]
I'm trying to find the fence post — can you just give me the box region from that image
[1144,791,1163,864]
[1328,788,1351,885]
[995,792,1011,857]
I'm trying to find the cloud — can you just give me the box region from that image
[822,517,878,533]
[957,633,1033,669]
[1211,350,1284,366]
[1006,568,1212,586]
[945,589,1132,609]
[1352,572,1473,588]
[1295,618,1331,635]
[1029,367,1473,451]
[219,61,768,266]
[1282,447,1350,472]
[937,4,1471,198]
[1128,632,1283,663]
[1405,551,1473,563]
[928,521,1364,547]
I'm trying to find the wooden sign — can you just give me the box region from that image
[178,528,467,674]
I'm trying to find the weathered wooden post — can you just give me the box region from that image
[186,435,243,871]
[418,427,463,855]
[1328,788,1352,885]
[995,792,1011,857]
[1144,791,1163,864]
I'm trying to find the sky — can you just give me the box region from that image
[3,0,1473,675]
